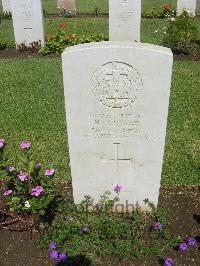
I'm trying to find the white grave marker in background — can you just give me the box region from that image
[2,0,11,12]
[62,42,173,210]
[57,0,76,15]
[11,0,44,48]
[109,0,141,42]
[177,0,196,16]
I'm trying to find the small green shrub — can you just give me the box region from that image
[142,8,162,19]
[0,139,60,227]
[1,11,12,19]
[39,193,179,264]
[57,7,75,18]
[163,12,198,54]
[142,5,176,19]
[39,22,104,55]
[0,41,7,50]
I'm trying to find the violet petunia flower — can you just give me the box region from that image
[45,168,55,176]
[20,141,32,149]
[165,257,173,266]
[35,162,42,170]
[3,189,13,196]
[187,237,197,246]
[0,139,5,149]
[59,253,68,263]
[7,166,15,173]
[31,186,44,197]
[49,242,57,249]
[179,242,187,251]
[18,171,28,181]
[82,225,89,233]
[50,250,59,259]
[154,221,162,231]
[114,184,122,193]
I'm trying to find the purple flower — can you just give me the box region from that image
[45,168,55,176]
[49,242,57,249]
[35,162,42,170]
[114,184,122,193]
[165,257,173,266]
[18,171,28,181]
[179,242,187,251]
[187,237,197,246]
[82,225,89,233]
[20,141,32,149]
[154,221,162,231]
[3,189,13,196]
[7,166,15,173]
[31,186,44,197]
[59,253,68,263]
[50,250,59,259]
[0,139,5,149]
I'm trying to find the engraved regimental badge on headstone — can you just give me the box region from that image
[92,62,143,109]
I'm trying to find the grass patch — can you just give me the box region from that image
[0,58,199,185]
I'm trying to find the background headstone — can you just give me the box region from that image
[57,0,76,15]
[62,42,173,210]
[109,0,141,42]
[177,0,196,16]
[11,0,44,48]
[2,0,11,12]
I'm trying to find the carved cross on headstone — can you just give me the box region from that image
[101,143,132,179]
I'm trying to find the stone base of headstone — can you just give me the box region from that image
[62,41,173,211]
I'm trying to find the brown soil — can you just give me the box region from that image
[0,48,200,61]
[0,185,200,266]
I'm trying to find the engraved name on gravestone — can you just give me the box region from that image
[177,0,196,16]
[11,0,44,47]
[62,42,173,210]
[2,0,11,12]
[57,0,76,15]
[109,0,141,42]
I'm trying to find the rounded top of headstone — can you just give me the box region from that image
[62,41,173,57]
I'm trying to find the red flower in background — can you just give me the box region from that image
[60,22,67,29]
[161,5,175,9]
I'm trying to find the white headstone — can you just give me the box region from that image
[2,0,11,12]
[109,0,141,42]
[57,0,76,14]
[62,42,173,210]
[11,0,44,48]
[177,0,196,16]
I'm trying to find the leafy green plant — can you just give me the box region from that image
[1,11,12,19]
[163,12,199,54]
[58,7,75,18]
[0,139,59,228]
[39,193,179,264]
[142,5,176,19]
[39,22,104,55]
[0,41,7,50]
[142,8,162,19]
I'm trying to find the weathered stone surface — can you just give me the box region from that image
[62,42,173,210]
[11,0,44,48]
[177,0,196,16]
[2,0,11,12]
[109,0,141,42]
